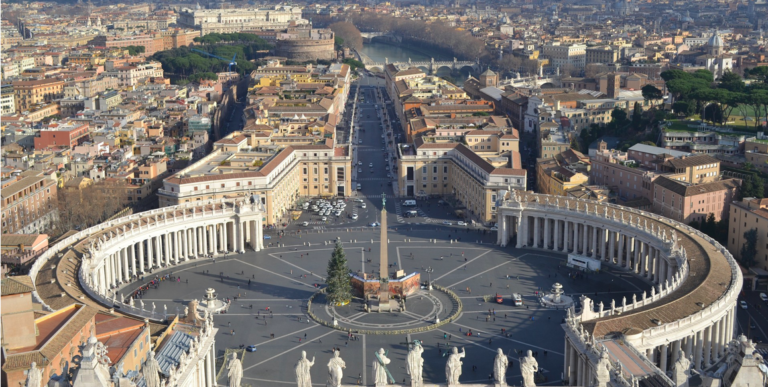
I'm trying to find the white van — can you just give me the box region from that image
[357,183,362,190]
[403,200,416,206]
[761,293,768,302]
[512,293,523,306]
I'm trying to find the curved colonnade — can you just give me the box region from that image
[496,191,741,385]
[29,199,264,321]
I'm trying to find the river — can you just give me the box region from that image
[358,41,470,86]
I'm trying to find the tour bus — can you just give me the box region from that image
[512,293,523,306]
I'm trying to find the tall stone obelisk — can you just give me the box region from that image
[378,193,390,312]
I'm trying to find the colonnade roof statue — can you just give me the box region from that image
[445,347,465,385]
[519,350,538,387]
[227,352,243,387]
[295,351,314,387]
[327,350,345,387]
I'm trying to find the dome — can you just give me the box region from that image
[708,33,723,47]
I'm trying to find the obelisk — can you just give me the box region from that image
[378,193,390,312]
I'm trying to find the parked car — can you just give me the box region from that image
[264,235,271,239]
[246,345,257,352]
[740,301,749,309]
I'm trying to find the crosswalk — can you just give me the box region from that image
[394,201,404,223]
[363,194,397,199]
[417,207,434,223]
[355,177,388,181]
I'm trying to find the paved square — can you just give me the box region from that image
[124,225,648,386]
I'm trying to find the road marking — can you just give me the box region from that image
[268,252,326,280]
[235,260,318,289]
[445,259,515,289]
[449,321,564,356]
[433,250,493,281]
[362,334,367,385]
[242,330,336,371]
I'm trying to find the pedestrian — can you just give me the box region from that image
[228,322,231,327]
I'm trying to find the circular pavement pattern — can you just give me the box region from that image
[118,225,650,387]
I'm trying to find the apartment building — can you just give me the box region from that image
[590,142,721,203]
[743,137,768,175]
[12,78,65,114]
[396,138,526,224]
[1,84,15,115]
[158,135,352,225]
[663,127,745,156]
[103,62,164,87]
[1,170,58,234]
[33,122,90,150]
[727,198,768,271]
[585,46,619,64]
[542,43,587,68]
[539,127,571,159]
[652,176,740,223]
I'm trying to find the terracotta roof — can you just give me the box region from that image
[662,154,719,169]
[1,276,35,296]
[653,177,740,197]
[455,144,495,173]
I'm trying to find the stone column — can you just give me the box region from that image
[617,233,625,267]
[564,221,570,251]
[572,221,578,253]
[129,245,136,279]
[685,334,693,358]
[174,231,180,264]
[672,340,682,365]
[155,236,162,267]
[609,231,616,263]
[712,318,721,361]
[641,243,648,277]
[694,330,703,371]
[704,326,713,366]
[250,220,258,251]
[581,224,588,255]
[553,219,560,251]
[121,248,129,282]
[660,343,668,373]
[591,225,598,257]
[223,222,229,252]
[146,238,153,270]
[516,216,524,248]
[533,217,541,248]
[569,343,577,385]
[138,240,145,274]
[543,218,551,249]
[205,348,214,387]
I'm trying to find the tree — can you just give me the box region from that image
[329,22,363,50]
[672,101,694,117]
[125,45,146,56]
[641,84,663,107]
[611,107,628,125]
[718,71,745,92]
[632,101,643,129]
[570,138,582,151]
[326,241,352,306]
[740,229,758,268]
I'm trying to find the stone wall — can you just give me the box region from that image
[274,38,335,61]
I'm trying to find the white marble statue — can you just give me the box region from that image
[295,351,315,387]
[227,352,243,387]
[595,350,611,387]
[407,341,424,384]
[519,350,538,387]
[373,348,391,385]
[327,350,345,387]
[445,347,465,385]
[143,351,162,387]
[493,348,509,385]
[25,362,42,387]
[673,349,692,387]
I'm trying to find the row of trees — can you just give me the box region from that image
[345,13,489,62]
[664,67,768,130]
[329,21,363,50]
[192,32,269,45]
[55,185,128,235]
[125,45,146,56]
[151,34,272,83]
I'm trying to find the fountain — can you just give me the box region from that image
[540,282,574,308]
[196,288,228,314]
